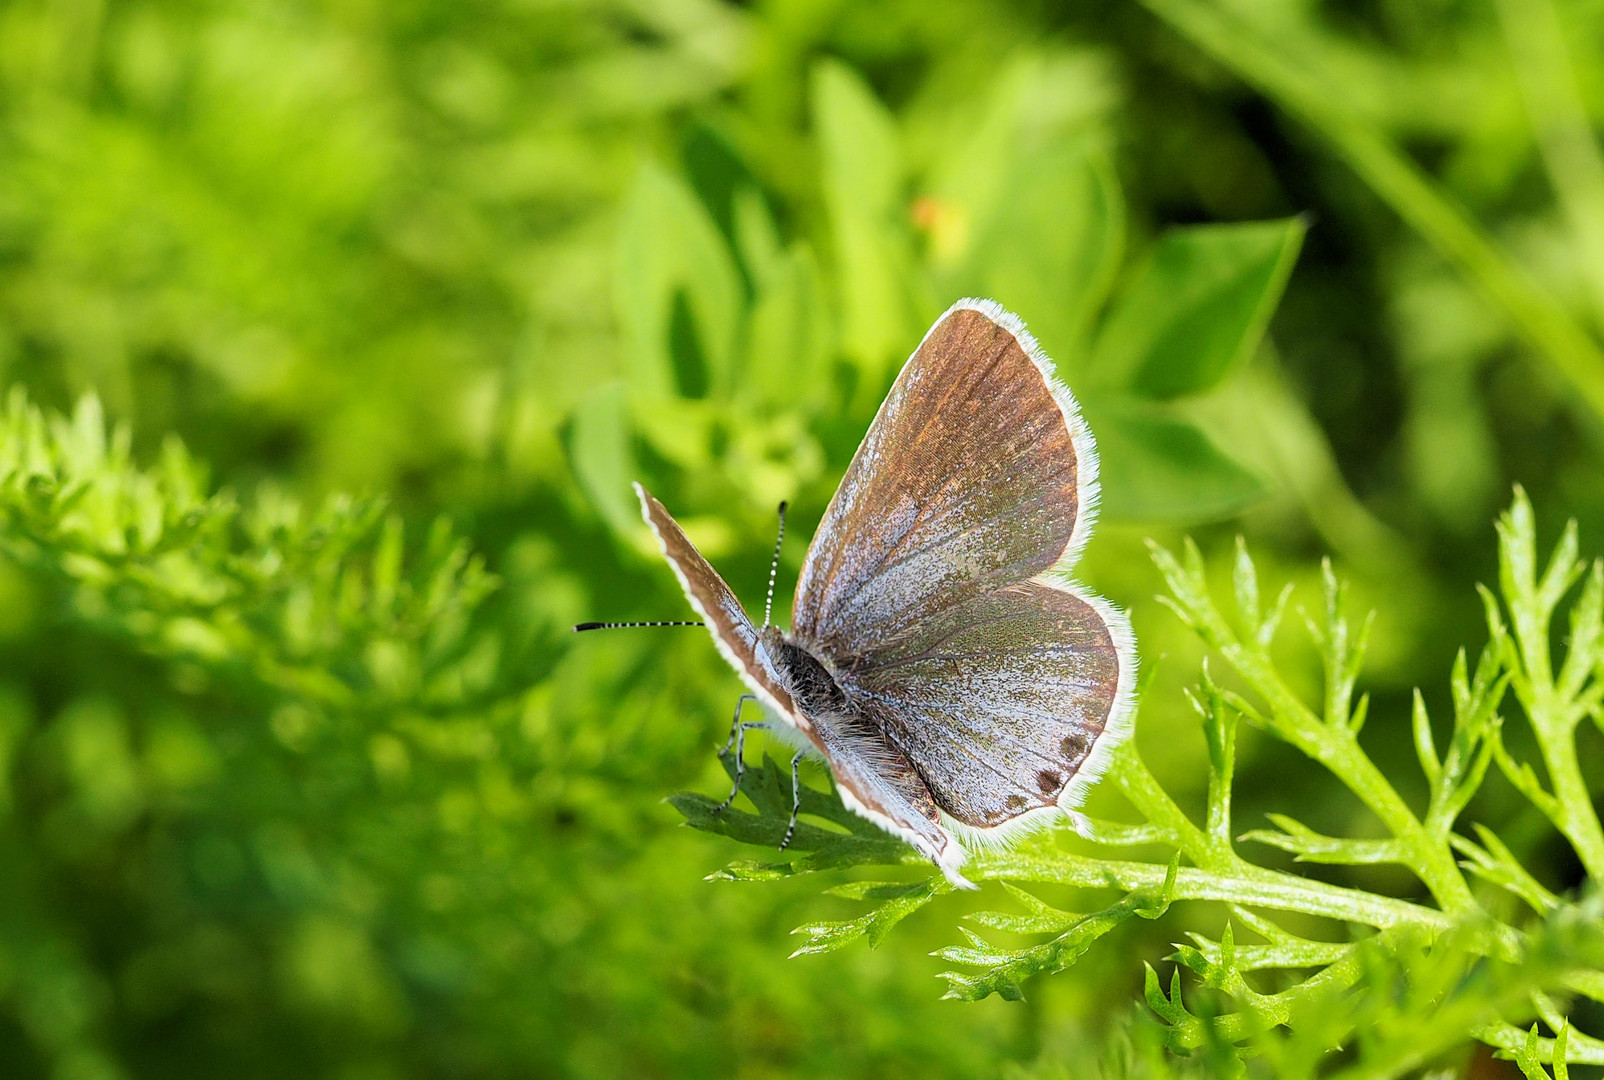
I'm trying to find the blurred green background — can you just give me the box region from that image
[1,0,1603,1076]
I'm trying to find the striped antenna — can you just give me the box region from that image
[572,620,704,632]
[762,501,788,629]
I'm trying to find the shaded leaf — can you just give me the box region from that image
[566,382,640,538]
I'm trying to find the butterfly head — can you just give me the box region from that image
[753,624,788,688]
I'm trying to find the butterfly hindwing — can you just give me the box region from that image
[849,578,1133,832]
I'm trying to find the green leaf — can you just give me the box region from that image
[1240,813,1401,865]
[1091,218,1305,399]
[937,867,1182,1003]
[939,139,1122,362]
[964,882,1083,934]
[671,754,914,879]
[741,229,834,410]
[1517,1023,1550,1080]
[566,382,640,538]
[614,162,742,401]
[1138,0,1604,426]
[1449,826,1558,915]
[792,879,943,955]
[1083,394,1265,522]
[812,60,919,381]
[920,54,1124,364]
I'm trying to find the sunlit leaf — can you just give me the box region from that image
[615,162,742,401]
[922,53,1123,361]
[1083,393,1266,522]
[1090,218,1305,399]
[812,59,920,385]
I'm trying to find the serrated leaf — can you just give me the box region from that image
[791,878,941,955]
[1449,826,1558,915]
[964,882,1082,934]
[938,889,1157,1002]
[1240,813,1400,865]
[1185,930,1351,972]
[673,754,912,878]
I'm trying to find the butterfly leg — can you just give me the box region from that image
[778,749,805,851]
[718,694,758,757]
[714,694,765,813]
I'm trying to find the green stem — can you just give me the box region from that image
[1514,592,1604,880]
[1114,741,1218,864]
[1536,718,1604,882]
[1005,750,1517,958]
[1318,731,1478,915]
[1216,636,1478,915]
[1139,0,1604,429]
[976,849,1528,960]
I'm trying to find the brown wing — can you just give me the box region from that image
[849,578,1133,831]
[635,483,799,727]
[792,301,1097,662]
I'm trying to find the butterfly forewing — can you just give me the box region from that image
[635,483,798,724]
[793,303,1088,658]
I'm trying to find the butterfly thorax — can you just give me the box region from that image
[755,626,849,718]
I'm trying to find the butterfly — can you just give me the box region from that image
[629,299,1135,889]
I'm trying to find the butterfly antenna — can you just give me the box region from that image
[572,620,704,632]
[762,501,788,629]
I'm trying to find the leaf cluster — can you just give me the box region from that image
[0,390,541,1076]
[580,57,1307,540]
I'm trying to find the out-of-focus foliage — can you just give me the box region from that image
[3,0,1604,1077]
